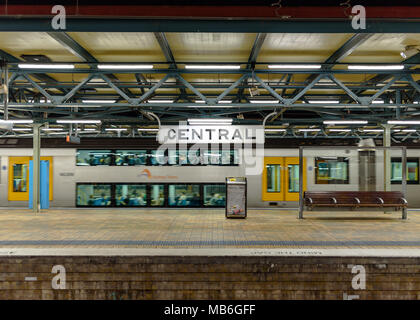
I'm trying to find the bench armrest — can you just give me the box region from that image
[354,197,360,204]
[377,197,384,205]
[331,197,337,204]
[306,197,313,204]
[401,198,408,205]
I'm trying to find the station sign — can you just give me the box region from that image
[158,125,264,144]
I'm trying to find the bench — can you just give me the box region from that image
[303,191,408,219]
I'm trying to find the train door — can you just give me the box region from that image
[262,157,306,202]
[8,156,53,201]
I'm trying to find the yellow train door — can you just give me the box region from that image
[262,157,306,202]
[8,156,53,201]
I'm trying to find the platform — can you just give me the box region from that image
[0,208,419,248]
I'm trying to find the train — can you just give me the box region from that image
[0,138,418,208]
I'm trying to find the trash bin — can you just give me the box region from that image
[225,177,247,219]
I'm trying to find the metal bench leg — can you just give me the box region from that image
[402,207,408,220]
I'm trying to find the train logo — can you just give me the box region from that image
[140,169,152,179]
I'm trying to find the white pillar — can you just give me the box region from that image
[383,124,392,192]
[33,123,41,213]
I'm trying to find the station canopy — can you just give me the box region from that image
[1,29,420,142]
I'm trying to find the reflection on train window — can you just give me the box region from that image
[150,150,166,165]
[168,149,178,165]
[204,184,226,206]
[168,184,201,206]
[315,157,349,184]
[288,164,299,193]
[76,150,112,166]
[77,184,112,206]
[266,164,281,193]
[12,163,27,192]
[204,150,221,165]
[391,158,419,184]
[151,184,165,206]
[115,150,147,166]
[188,149,201,165]
[115,184,147,206]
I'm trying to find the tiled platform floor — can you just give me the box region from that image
[0,208,418,248]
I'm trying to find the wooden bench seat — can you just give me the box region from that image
[304,191,408,218]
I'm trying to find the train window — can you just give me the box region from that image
[151,185,165,206]
[150,150,166,165]
[76,150,112,166]
[76,184,112,206]
[168,184,201,207]
[288,164,300,193]
[115,150,147,166]
[266,164,281,193]
[12,163,28,192]
[168,149,178,165]
[391,158,419,184]
[315,157,349,184]
[203,184,226,207]
[115,184,147,206]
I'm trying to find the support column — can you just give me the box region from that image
[298,146,304,219]
[383,124,392,192]
[2,63,7,120]
[33,123,41,213]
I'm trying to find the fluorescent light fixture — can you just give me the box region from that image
[97,64,153,70]
[362,129,384,132]
[250,100,279,104]
[348,65,404,70]
[76,128,97,132]
[148,100,174,103]
[138,128,159,132]
[82,100,116,104]
[188,105,233,108]
[268,64,321,69]
[372,100,385,104]
[265,129,286,132]
[328,129,352,132]
[309,100,340,104]
[57,120,101,124]
[0,119,33,124]
[388,120,420,125]
[105,128,127,131]
[18,63,75,69]
[12,128,32,131]
[195,100,232,104]
[324,120,368,125]
[298,129,321,132]
[185,65,241,70]
[188,118,233,125]
[393,129,416,133]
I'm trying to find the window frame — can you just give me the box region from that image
[391,157,420,185]
[75,182,226,208]
[315,156,350,185]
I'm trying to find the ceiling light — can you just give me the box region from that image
[82,100,116,104]
[362,129,384,132]
[348,65,404,70]
[18,63,75,69]
[138,128,159,132]
[388,120,420,125]
[324,120,368,125]
[188,105,233,108]
[372,100,385,104]
[147,100,174,103]
[265,129,286,132]
[105,128,127,132]
[298,129,321,132]
[195,100,232,104]
[57,120,101,124]
[188,118,233,125]
[309,100,340,104]
[97,64,153,70]
[0,119,33,124]
[185,65,241,70]
[328,129,352,132]
[12,128,32,131]
[268,64,322,69]
[250,100,279,104]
